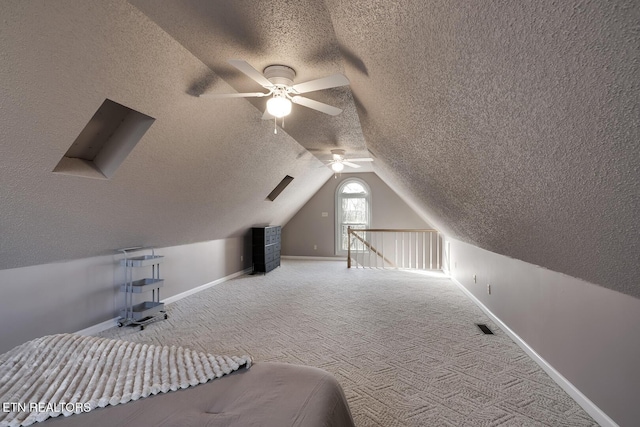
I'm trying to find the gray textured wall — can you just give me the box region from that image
[449,238,640,427]
[282,173,431,256]
[0,238,250,354]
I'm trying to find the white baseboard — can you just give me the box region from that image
[281,255,346,261]
[74,267,253,336]
[75,317,120,336]
[162,267,253,305]
[449,276,618,427]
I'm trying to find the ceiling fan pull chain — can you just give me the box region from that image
[282,116,285,129]
[274,117,277,134]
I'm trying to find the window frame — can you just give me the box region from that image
[335,178,372,255]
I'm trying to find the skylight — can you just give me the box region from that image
[53,99,155,179]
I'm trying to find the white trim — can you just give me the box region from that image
[335,177,372,255]
[74,267,253,336]
[281,255,346,261]
[449,276,619,427]
[162,267,253,305]
[75,317,120,336]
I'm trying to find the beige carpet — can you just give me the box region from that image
[98,260,597,426]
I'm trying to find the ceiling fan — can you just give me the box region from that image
[326,149,373,173]
[200,60,350,131]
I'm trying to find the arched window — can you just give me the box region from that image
[335,178,371,254]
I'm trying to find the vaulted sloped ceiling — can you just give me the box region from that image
[1,1,638,299]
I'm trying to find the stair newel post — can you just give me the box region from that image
[347,226,351,268]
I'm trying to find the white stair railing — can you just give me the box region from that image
[347,228,442,270]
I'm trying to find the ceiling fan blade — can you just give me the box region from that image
[199,91,269,98]
[228,59,274,88]
[319,159,338,168]
[342,161,361,169]
[346,158,374,162]
[291,74,350,94]
[291,96,342,116]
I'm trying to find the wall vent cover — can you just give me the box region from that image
[53,99,155,179]
[477,324,494,335]
[266,175,294,201]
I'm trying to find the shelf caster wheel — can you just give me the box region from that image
[140,325,145,331]
[117,322,123,327]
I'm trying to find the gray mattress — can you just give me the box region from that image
[41,362,355,427]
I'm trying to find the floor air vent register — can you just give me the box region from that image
[476,324,494,335]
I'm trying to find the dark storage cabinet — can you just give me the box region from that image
[252,226,281,273]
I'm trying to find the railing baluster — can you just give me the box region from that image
[375,232,380,268]
[404,232,407,268]
[363,231,372,268]
[381,232,385,269]
[413,231,416,269]
[394,232,398,269]
[359,230,362,269]
[356,229,359,269]
[377,232,380,269]
[415,232,418,269]
[374,232,378,269]
[430,231,433,270]
[355,230,358,268]
[412,232,415,268]
[420,231,427,270]
[408,232,411,269]
[352,229,355,268]
[364,231,367,268]
[361,231,364,268]
[367,231,371,268]
[360,230,364,268]
[362,232,371,268]
[411,232,414,269]
[358,232,362,268]
[437,232,440,270]
[404,232,407,269]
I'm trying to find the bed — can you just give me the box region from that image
[41,362,354,427]
[0,334,355,427]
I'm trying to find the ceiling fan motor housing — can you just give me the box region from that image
[263,65,296,87]
[331,149,346,160]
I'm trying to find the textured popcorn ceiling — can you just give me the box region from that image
[0,0,638,299]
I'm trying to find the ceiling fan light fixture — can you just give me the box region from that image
[331,162,345,172]
[267,95,292,118]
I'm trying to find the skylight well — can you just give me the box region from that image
[53,99,155,179]
[266,175,294,201]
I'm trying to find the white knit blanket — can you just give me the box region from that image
[0,334,252,427]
